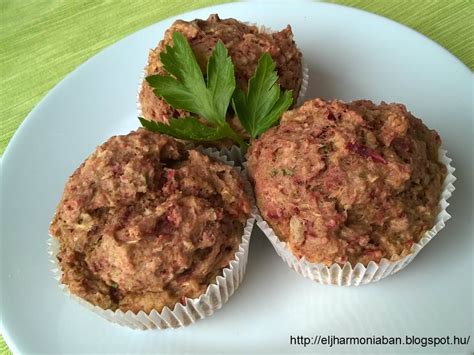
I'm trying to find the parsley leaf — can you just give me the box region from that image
[206,40,236,123]
[146,32,235,126]
[142,33,293,147]
[232,52,293,139]
[139,117,229,141]
[144,31,246,147]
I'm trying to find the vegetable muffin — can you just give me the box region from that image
[139,14,303,125]
[247,99,446,266]
[50,129,251,313]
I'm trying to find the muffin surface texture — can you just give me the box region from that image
[247,99,446,266]
[139,14,303,125]
[50,129,251,313]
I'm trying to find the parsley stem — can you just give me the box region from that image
[222,124,247,150]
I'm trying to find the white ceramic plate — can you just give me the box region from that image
[1,1,472,353]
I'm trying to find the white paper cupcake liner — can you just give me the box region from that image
[298,60,309,105]
[189,144,245,167]
[48,148,257,329]
[136,68,146,117]
[256,148,455,286]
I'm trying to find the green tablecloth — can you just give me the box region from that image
[0,0,472,353]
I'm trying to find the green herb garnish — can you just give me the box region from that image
[139,116,229,141]
[140,31,294,146]
[142,31,244,147]
[232,53,293,139]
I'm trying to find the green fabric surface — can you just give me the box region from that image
[0,0,472,352]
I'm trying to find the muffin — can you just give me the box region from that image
[49,129,253,324]
[247,98,453,283]
[138,14,304,141]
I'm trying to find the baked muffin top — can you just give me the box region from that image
[247,98,446,266]
[50,129,251,313]
[139,14,302,128]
